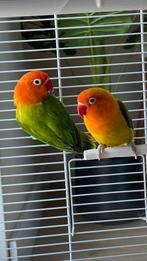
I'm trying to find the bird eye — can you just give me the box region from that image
[88,97,96,104]
[33,78,42,86]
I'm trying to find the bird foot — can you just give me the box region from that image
[97,144,106,160]
[128,142,137,160]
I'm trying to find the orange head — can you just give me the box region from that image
[77,87,119,121]
[14,70,54,106]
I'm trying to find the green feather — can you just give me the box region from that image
[16,94,95,153]
[117,99,133,129]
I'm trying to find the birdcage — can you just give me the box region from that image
[1,0,147,260]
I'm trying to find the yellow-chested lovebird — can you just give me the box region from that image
[14,71,95,154]
[77,87,137,159]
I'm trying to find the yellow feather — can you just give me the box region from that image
[78,87,133,147]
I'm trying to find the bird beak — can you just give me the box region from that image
[44,78,54,93]
[77,102,87,118]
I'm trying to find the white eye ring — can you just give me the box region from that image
[89,97,96,104]
[33,78,42,86]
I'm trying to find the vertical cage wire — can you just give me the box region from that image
[140,10,147,142]
[140,9,147,223]
[54,13,73,260]
[0,169,7,259]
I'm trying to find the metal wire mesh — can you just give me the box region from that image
[0,10,147,261]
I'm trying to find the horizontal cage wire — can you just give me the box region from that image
[0,9,147,261]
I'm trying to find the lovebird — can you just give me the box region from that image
[77,87,137,159]
[14,70,95,154]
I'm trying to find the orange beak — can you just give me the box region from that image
[77,102,87,118]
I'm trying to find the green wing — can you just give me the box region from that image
[117,99,133,129]
[16,94,95,152]
[16,106,70,151]
[43,95,79,149]
[43,95,95,151]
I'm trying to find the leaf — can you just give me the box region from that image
[59,12,134,47]
[21,11,134,50]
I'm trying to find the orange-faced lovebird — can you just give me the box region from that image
[14,71,95,154]
[77,87,137,159]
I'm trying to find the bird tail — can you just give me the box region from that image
[73,127,96,154]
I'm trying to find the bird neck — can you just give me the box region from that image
[14,84,48,106]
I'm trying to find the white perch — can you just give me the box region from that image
[84,144,147,160]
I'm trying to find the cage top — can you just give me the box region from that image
[1,0,147,18]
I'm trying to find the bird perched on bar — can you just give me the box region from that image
[77,87,137,159]
[14,70,95,154]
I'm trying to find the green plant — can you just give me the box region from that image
[21,12,136,89]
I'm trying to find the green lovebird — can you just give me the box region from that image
[14,70,95,154]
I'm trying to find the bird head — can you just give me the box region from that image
[14,70,54,106]
[77,87,118,119]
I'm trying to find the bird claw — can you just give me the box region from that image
[97,144,106,160]
[129,142,137,160]
[97,143,138,160]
